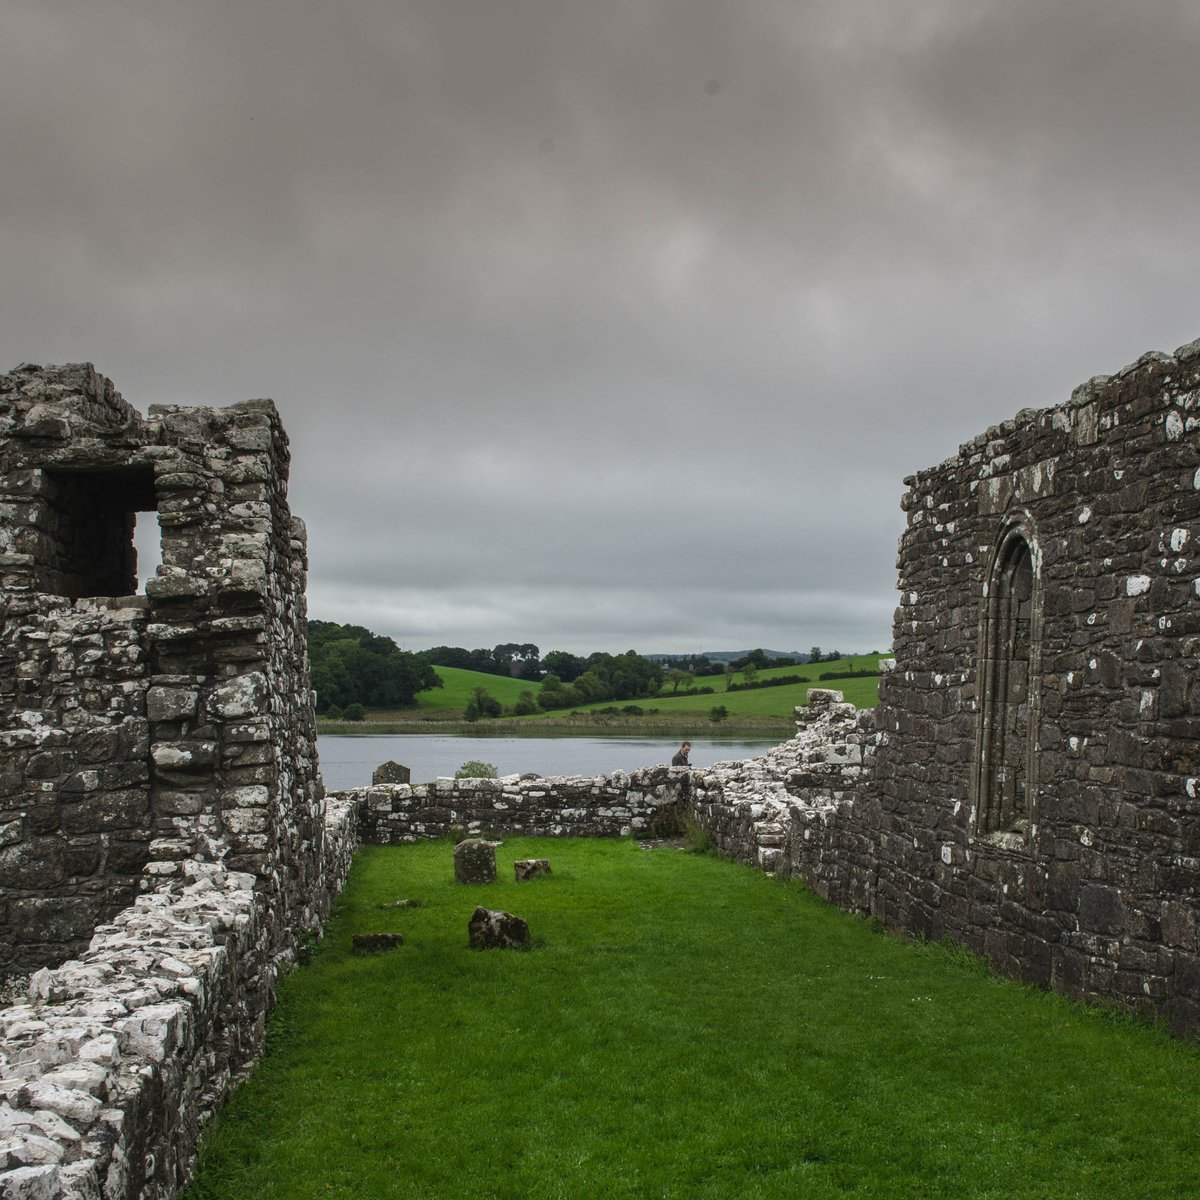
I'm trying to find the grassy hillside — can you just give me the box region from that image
[319,655,886,734]
[413,666,539,711]
[523,655,887,719]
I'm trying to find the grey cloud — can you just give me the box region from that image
[4,0,1198,654]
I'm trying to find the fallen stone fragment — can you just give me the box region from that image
[351,933,405,954]
[514,859,551,882]
[376,898,426,909]
[454,838,497,884]
[468,907,530,950]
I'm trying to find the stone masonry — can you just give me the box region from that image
[0,365,352,1199]
[344,765,690,844]
[690,338,1200,1035]
[0,363,325,977]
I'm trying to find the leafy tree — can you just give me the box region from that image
[422,645,477,670]
[343,703,366,721]
[732,648,770,671]
[464,687,502,721]
[723,663,736,692]
[534,651,662,710]
[514,690,539,716]
[537,674,567,710]
[710,705,728,723]
[741,661,760,686]
[542,650,586,683]
[309,621,440,712]
[666,668,694,694]
[809,646,821,664]
[454,760,498,779]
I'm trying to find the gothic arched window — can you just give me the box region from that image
[975,523,1040,840]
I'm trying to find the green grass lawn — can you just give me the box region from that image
[186,840,1199,1200]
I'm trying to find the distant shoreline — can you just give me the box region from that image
[317,714,796,739]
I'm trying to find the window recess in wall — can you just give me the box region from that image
[41,466,158,599]
[974,519,1041,848]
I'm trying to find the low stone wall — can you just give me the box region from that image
[340,764,692,844]
[0,800,357,1199]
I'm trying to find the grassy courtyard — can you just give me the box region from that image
[186,840,1199,1199]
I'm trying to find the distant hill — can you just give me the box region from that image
[648,649,805,664]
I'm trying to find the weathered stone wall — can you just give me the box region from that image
[0,801,357,1199]
[865,339,1199,1032]
[691,338,1200,1034]
[691,690,878,895]
[342,765,691,844]
[0,364,344,1198]
[0,364,324,977]
[0,597,152,972]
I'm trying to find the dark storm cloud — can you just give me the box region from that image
[3,1,1199,653]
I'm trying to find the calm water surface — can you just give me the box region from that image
[318,733,780,791]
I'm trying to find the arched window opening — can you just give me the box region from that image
[976,527,1039,840]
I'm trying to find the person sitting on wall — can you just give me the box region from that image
[671,741,691,767]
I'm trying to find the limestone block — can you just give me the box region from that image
[453,839,496,884]
[23,1079,101,1125]
[468,907,530,950]
[0,1164,64,1196]
[207,672,268,720]
[514,859,551,882]
[351,933,404,953]
[145,687,199,723]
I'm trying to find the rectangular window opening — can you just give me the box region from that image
[42,466,158,599]
[133,509,163,594]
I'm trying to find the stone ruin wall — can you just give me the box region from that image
[342,764,693,845]
[0,364,327,977]
[693,337,1200,1035]
[0,365,352,1199]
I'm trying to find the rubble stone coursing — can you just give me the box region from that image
[340,765,691,844]
[0,366,352,1199]
[691,339,1200,1035]
[0,363,326,975]
[0,800,355,1199]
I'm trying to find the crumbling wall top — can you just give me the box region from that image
[0,362,141,438]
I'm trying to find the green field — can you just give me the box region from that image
[413,666,541,712]
[318,657,886,734]
[525,656,886,718]
[186,839,1200,1200]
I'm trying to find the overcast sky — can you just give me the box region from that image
[3,1,1198,656]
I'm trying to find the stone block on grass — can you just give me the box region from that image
[454,838,496,884]
[514,858,551,882]
[352,933,405,953]
[468,906,530,950]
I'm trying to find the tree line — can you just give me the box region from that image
[308,621,441,715]
[309,625,871,718]
[309,630,664,715]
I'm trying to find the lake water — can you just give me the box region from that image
[317,733,781,791]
